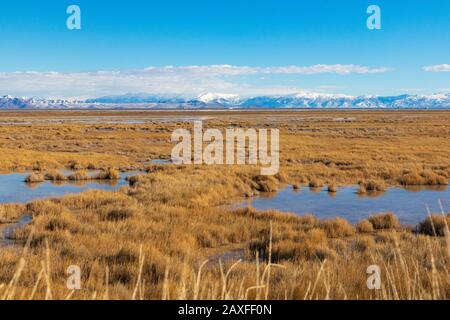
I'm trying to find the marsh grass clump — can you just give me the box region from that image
[357,185,367,194]
[359,180,386,192]
[95,168,120,180]
[24,173,44,183]
[252,228,335,263]
[319,218,355,238]
[67,160,83,171]
[357,219,374,233]
[44,170,67,181]
[67,170,89,181]
[41,212,80,233]
[25,200,67,217]
[374,231,398,245]
[271,240,335,262]
[32,161,45,172]
[417,214,450,236]
[308,178,324,189]
[368,212,400,230]
[353,236,376,252]
[397,171,424,186]
[327,183,337,193]
[253,175,279,192]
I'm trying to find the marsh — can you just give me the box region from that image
[0,110,449,300]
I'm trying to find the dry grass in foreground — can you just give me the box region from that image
[0,165,449,300]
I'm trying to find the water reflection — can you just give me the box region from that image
[356,190,386,199]
[402,185,449,192]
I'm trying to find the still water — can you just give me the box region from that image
[237,185,450,225]
[0,171,143,204]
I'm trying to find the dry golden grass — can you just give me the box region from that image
[309,179,324,188]
[0,204,25,223]
[0,110,449,300]
[368,213,401,230]
[358,180,387,193]
[418,214,450,236]
[356,219,374,234]
[24,173,44,183]
[94,168,120,180]
[45,170,67,181]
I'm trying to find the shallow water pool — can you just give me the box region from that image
[236,185,450,225]
[0,171,143,204]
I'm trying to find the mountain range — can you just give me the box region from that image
[1,93,450,109]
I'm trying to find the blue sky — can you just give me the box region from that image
[0,0,449,99]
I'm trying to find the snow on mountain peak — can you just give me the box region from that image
[198,93,240,103]
[1,92,450,109]
[293,91,353,99]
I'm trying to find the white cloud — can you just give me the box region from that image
[423,64,450,72]
[260,65,391,75]
[142,64,391,75]
[0,64,391,99]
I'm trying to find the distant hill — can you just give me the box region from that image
[0,95,85,109]
[2,93,450,109]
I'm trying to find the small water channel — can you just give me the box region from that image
[0,215,32,247]
[0,171,143,204]
[236,185,450,225]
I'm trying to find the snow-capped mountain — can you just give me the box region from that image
[0,95,84,109]
[1,92,450,109]
[238,93,450,108]
[197,93,241,106]
[86,92,242,107]
[86,92,450,109]
[85,93,187,104]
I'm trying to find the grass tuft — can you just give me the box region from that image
[368,212,400,230]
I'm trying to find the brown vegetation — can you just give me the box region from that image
[356,219,374,233]
[358,180,386,193]
[309,179,324,188]
[327,183,338,193]
[368,213,400,230]
[418,214,450,236]
[94,168,120,180]
[24,173,44,183]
